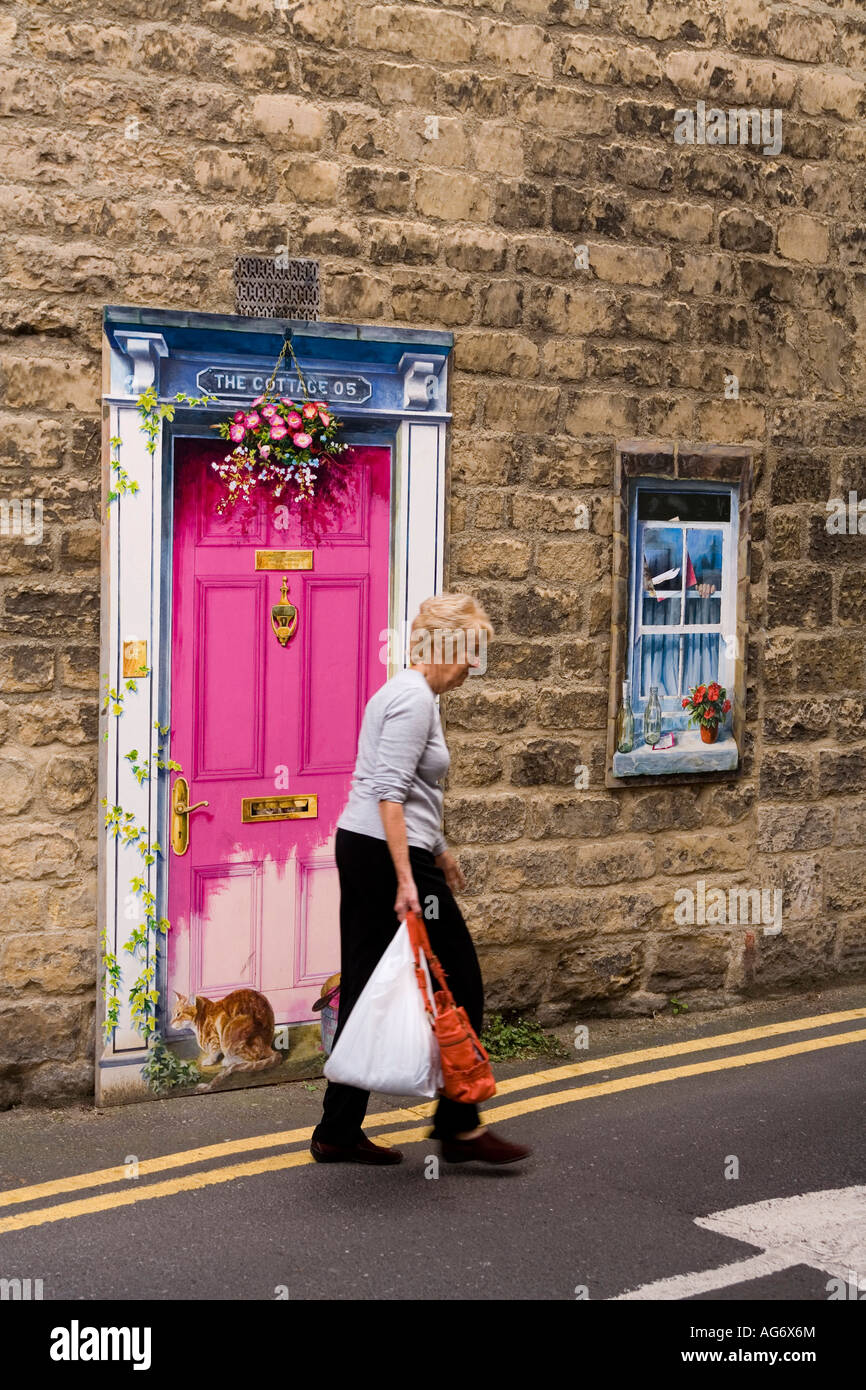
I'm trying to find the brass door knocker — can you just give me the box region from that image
[271,576,298,646]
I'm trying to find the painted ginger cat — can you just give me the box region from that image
[171,989,281,1091]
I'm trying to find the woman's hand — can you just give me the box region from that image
[435,849,465,894]
[395,874,421,920]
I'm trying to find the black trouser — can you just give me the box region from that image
[313,828,484,1144]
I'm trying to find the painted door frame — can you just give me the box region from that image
[97,308,452,1105]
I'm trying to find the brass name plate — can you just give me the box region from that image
[241,794,317,823]
[255,550,313,571]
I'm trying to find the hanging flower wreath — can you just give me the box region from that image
[209,338,350,514]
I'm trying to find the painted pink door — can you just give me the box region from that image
[167,438,390,1025]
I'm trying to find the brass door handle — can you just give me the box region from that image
[171,778,209,856]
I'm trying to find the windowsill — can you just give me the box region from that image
[612,727,739,778]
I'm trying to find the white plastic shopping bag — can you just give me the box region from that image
[324,921,443,1097]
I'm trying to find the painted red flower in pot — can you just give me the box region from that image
[682,682,731,743]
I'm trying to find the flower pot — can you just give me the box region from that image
[700,723,719,744]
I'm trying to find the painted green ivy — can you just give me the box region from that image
[100,708,171,1040]
[140,1037,201,1095]
[138,387,218,459]
[107,435,139,504]
[100,389,215,1083]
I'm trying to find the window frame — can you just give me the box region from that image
[627,477,739,721]
[605,442,752,789]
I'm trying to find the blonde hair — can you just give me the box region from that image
[409,592,494,665]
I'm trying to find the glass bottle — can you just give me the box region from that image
[616,679,634,753]
[644,685,662,747]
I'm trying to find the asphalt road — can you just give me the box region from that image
[1,986,864,1304]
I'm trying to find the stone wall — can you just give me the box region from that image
[1,0,865,1104]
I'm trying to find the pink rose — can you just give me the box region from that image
[302,403,317,419]
[245,411,261,429]
[286,411,303,429]
[261,404,277,419]
[270,424,288,440]
[251,395,265,406]
[259,445,270,458]
[233,410,246,423]
[280,398,295,408]
[229,423,246,442]
[318,410,331,427]
[293,432,312,449]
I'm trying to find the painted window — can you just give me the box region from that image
[628,480,739,726]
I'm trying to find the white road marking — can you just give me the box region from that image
[613,1185,866,1300]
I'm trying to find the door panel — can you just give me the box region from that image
[301,578,367,773]
[194,862,261,995]
[167,438,391,1027]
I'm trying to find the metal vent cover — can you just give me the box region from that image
[233,256,321,320]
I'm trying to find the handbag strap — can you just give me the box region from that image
[405,911,455,1015]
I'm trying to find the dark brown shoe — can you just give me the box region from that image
[439,1128,532,1165]
[310,1134,404,1165]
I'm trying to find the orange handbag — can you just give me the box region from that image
[406,910,497,1106]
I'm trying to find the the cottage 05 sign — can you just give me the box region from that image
[196,366,372,403]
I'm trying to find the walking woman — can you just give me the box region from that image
[311,593,532,1167]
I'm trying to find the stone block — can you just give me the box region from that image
[0,757,35,816]
[511,739,585,787]
[444,794,527,844]
[573,839,655,887]
[1,931,94,992]
[445,687,531,732]
[648,934,731,992]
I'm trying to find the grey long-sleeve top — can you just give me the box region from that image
[337,667,449,856]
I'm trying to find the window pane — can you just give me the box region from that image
[682,633,720,693]
[637,490,731,523]
[640,525,682,627]
[681,529,723,694]
[639,633,681,699]
[684,529,723,621]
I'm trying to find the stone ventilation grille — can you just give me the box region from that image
[233,256,321,320]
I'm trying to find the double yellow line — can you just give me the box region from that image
[1,1008,864,1235]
